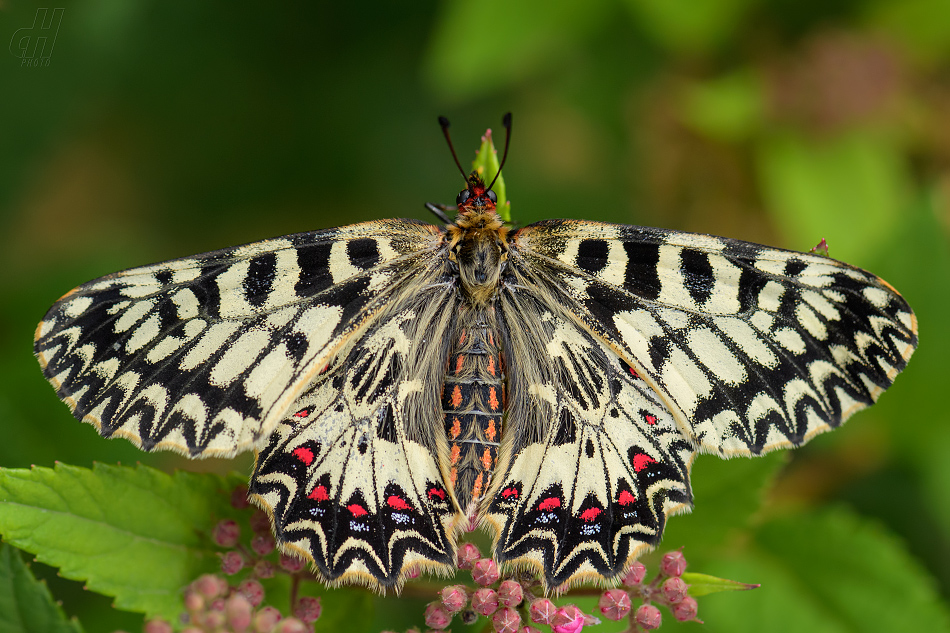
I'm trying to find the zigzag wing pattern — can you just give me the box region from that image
[249,261,463,588]
[485,289,694,590]
[34,220,442,458]
[512,220,918,456]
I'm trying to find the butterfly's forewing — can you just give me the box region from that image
[33,220,443,458]
[485,288,694,589]
[510,220,918,457]
[250,263,464,589]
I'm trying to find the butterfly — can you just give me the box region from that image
[34,114,917,592]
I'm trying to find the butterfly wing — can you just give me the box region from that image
[34,220,443,458]
[511,220,917,457]
[485,288,694,590]
[250,261,463,589]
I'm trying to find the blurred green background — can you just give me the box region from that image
[2,0,949,631]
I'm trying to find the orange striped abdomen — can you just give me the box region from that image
[442,323,505,513]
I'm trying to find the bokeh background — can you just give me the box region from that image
[2,1,949,631]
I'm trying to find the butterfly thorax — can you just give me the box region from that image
[442,308,505,514]
[446,177,509,306]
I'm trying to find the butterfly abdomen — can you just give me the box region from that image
[442,315,505,513]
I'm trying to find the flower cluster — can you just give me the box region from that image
[401,545,701,633]
[137,485,321,633]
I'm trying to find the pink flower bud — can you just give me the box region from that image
[274,618,308,633]
[622,561,647,586]
[210,598,226,612]
[518,627,543,633]
[194,573,227,599]
[471,588,500,616]
[181,627,204,633]
[294,596,322,623]
[551,605,585,633]
[279,553,307,573]
[598,589,631,620]
[492,606,521,633]
[440,585,469,612]
[183,589,205,612]
[143,619,173,633]
[457,542,482,569]
[200,610,226,629]
[238,579,265,607]
[528,598,557,624]
[498,579,523,607]
[251,533,276,556]
[404,566,421,579]
[661,576,689,603]
[231,484,250,509]
[424,601,453,629]
[220,550,245,575]
[213,519,241,548]
[226,593,253,631]
[660,550,687,577]
[635,604,662,630]
[253,559,275,578]
[672,595,699,621]
[253,606,282,632]
[472,559,501,586]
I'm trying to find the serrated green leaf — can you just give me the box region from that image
[0,463,245,622]
[681,571,758,597]
[0,543,83,633]
[471,123,510,222]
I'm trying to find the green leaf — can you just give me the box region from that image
[681,572,758,597]
[470,122,510,222]
[0,543,83,633]
[0,463,245,622]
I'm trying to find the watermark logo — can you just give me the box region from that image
[9,8,64,67]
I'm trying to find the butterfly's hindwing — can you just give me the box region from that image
[249,251,464,587]
[34,220,441,458]
[511,220,917,456]
[486,292,693,589]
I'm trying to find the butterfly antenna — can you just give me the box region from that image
[438,116,467,182]
[487,112,512,191]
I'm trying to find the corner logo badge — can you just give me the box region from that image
[10,8,64,67]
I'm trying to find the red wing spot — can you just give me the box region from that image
[292,447,314,465]
[501,487,519,499]
[633,453,657,472]
[537,497,561,512]
[347,504,368,518]
[293,409,310,418]
[428,487,446,500]
[629,366,639,378]
[580,507,602,522]
[618,490,637,505]
[308,485,329,502]
[387,495,412,511]
[644,414,657,425]
[319,363,330,374]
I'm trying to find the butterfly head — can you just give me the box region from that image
[456,171,498,211]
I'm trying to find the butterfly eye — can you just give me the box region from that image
[456,190,471,206]
[486,190,497,203]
